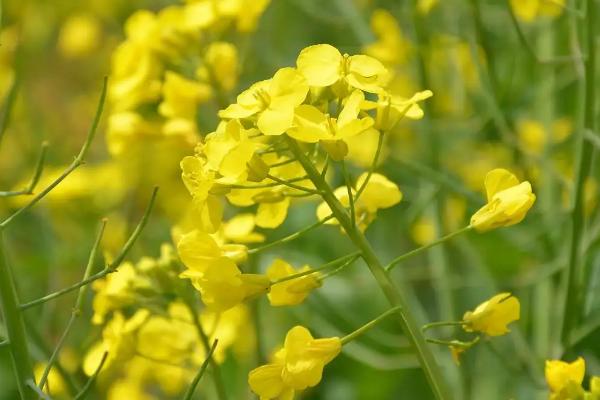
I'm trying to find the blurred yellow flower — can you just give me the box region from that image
[470,168,536,232]
[197,41,239,91]
[267,259,321,306]
[57,13,102,58]
[296,43,388,93]
[517,119,547,155]
[83,310,149,376]
[248,326,341,398]
[462,293,520,336]
[545,357,585,394]
[159,71,212,121]
[510,0,565,22]
[417,0,439,15]
[34,363,66,396]
[364,9,411,65]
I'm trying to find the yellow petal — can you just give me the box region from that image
[545,358,585,393]
[484,168,520,202]
[296,44,342,87]
[256,198,291,229]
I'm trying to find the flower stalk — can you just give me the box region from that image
[562,0,597,346]
[287,137,452,400]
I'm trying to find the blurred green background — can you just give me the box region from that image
[1,0,599,399]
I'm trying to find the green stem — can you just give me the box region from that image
[182,340,219,400]
[340,160,356,227]
[0,230,36,400]
[184,301,228,400]
[0,77,107,229]
[270,252,360,285]
[341,307,402,345]
[224,175,308,190]
[0,75,19,149]
[0,141,48,198]
[385,226,473,272]
[73,352,108,400]
[562,0,596,346]
[248,215,334,255]
[422,321,465,333]
[20,187,158,311]
[287,137,452,400]
[265,173,321,194]
[38,220,106,390]
[354,132,384,201]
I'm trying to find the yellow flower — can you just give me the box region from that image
[83,310,150,376]
[219,67,308,135]
[470,168,536,232]
[182,256,270,311]
[417,0,439,15]
[462,293,520,336]
[57,13,102,58]
[510,0,565,22]
[91,262,152,325]
[34,363,67,396]
[267,259,321,306]
[177,229,248,273]
[317,173,402,231]
[222,214,266,243]
[365,90,433,131]
[180,156,223,232]
[203,119,263,183]
[545,358,585,394]
[110,40,162,112]
[591,376,600,394]
[197,41,239,91]
[364,9,411,65]
[159,71,212,121]
[517,119,547,155]
[296,44,387,93]
[248,326,341,398]
[288,89,373,146]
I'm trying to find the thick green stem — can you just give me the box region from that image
[562,0,596,345]
[287,138,452,400]
[0,230,36,400]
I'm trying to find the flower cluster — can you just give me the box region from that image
[84,245,254,399]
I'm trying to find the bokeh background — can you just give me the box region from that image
[0,0,598,399]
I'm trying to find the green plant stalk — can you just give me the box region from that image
[184,300,228,400]
[182,340,219,400]
[341,307,402,345]
[386,226,473,272]
[0,230,36,400]
[533,18,555,359]
[562,0,596,346]
[38,220,107,390]
[287,138,452,400]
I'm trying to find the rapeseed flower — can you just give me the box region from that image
[219,67,308,135]
[470,168,536,232]
[267,259,321,306]
[296,43,387,93]
[248,326,341,398]
[462,293,520,336]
